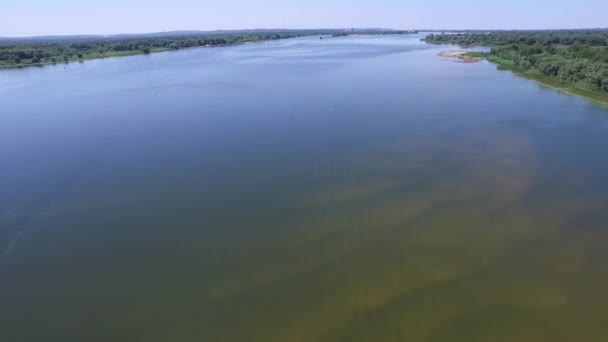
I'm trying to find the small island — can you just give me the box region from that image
[438,50,483,63]
[425,30,608,105]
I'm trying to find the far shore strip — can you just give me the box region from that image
[439,50,483,63]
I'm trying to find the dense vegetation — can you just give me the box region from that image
[424,31,608,99]
[0,29,417,67]
[0,32,318,67]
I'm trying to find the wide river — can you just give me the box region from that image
[2,34,608,341]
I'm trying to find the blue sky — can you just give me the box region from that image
[2,0,607,37]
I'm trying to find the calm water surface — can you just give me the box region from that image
[2,35,608,341]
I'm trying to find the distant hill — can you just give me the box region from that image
[0,28,407,44]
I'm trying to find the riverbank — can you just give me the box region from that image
[0,33,294,69]
[469,52,608,106]
[423,32,608,107]
[0,48,166,69]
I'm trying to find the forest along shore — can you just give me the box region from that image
[0,32,322,68]
[0,29,417,69]
[425,31,608,105]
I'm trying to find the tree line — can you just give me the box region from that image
[0,30,417,67]
[424,31,608,92]
[0,32,313,66]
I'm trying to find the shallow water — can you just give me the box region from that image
[2,34,608,341]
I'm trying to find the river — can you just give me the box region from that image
[1,34,608,341]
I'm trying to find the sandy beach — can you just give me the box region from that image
[439,50,483,63]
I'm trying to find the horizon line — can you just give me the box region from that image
[2,27,608,39]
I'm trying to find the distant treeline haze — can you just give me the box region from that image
[0,33,312,66]
[0,30,415,67]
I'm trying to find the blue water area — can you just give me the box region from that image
[2,34,608,341]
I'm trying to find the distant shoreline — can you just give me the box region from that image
[0,33,308,70]
[0,45,223,70]
[0,30,419,70]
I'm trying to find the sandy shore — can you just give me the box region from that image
[439,50,483,63]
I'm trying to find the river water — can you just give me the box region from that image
[2,34,608,341]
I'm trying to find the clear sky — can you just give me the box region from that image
[2,0,607,37]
